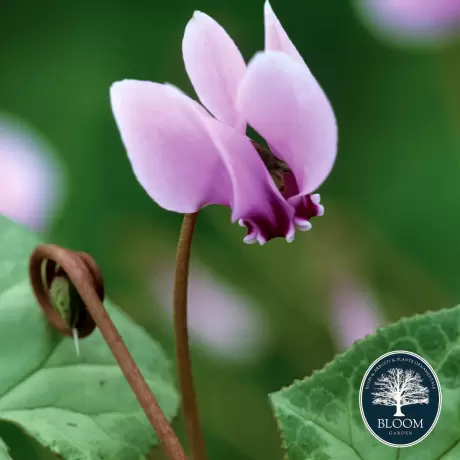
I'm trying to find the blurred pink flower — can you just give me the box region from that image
[152,264,270,362]
[0,115,65,230]
[329,278,384,351]
[356,0,460,45]
[111,1,337,245]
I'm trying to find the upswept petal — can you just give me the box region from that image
[203,119,295,244]
[183,11,247,131]
[264,1,304,64]
[237,51,337,198]
[110,80,232,213]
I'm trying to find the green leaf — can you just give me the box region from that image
[270,307,460,459]
[0,216,179,459]
[0,438,12,459]
[0,216,41,290]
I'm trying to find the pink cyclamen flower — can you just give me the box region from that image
[356,0,460,45]
[111,1,337,245]
[329,278,384,351]
[0,115,64,230]
[152,263,269,362]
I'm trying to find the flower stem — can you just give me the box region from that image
[173,213,207,460]
[29,245,188,460]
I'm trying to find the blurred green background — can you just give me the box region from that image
[1,0,460,458]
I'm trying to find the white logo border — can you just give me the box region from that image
[359,350,442,448]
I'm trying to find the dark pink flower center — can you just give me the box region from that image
[242,142,324,244]
[239,193,295,245]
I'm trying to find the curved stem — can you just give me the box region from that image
[79,286,188,460]
[173,213,207,460]
[29,245,188,460]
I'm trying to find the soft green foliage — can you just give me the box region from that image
[0,216,179,459]
[0,439,12,459]
[270,307,460,459]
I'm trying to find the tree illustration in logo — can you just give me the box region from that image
[371,368,429,417]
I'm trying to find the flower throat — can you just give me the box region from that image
[251,140,291,193]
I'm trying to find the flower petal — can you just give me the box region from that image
[237,51,337,197]
[183,11,247,131]
[356,0,460,44]
[203,118,295,244]
[329,278,383,351]
[0,115,65,230]
[264,1,304,64]
[110,79,232,213]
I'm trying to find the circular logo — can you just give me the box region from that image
[359,350,442,447]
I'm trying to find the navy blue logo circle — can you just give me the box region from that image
[360,350,442,447]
